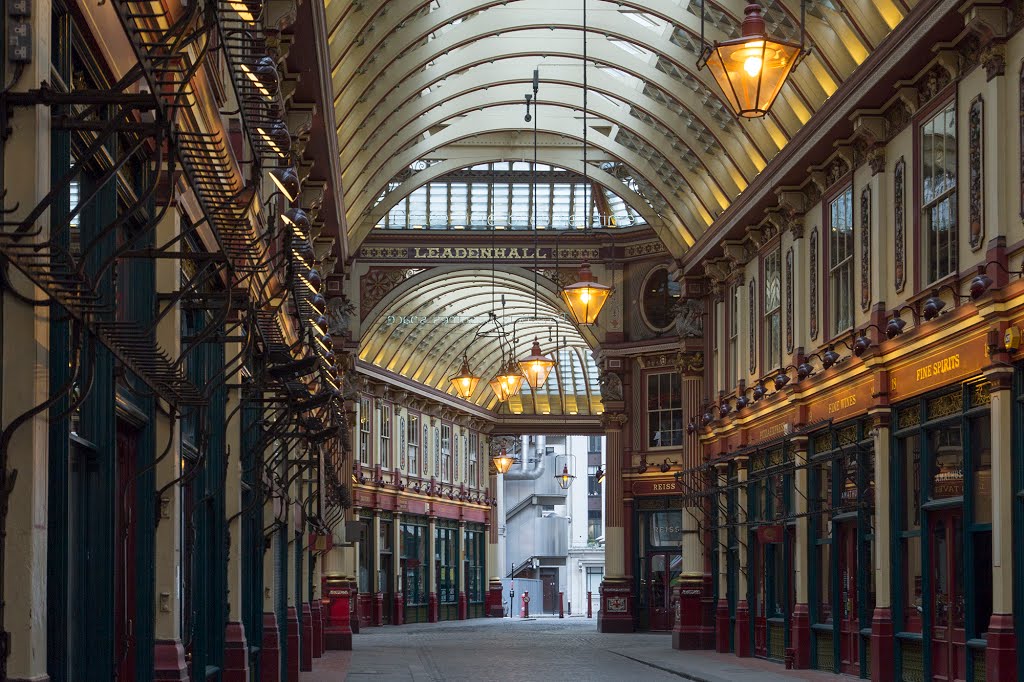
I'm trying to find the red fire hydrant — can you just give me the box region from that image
[520,592,531,618]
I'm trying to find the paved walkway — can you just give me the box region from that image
[301,617,860,682]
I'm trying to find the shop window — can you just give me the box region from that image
[435,526,457,605]
[358,518,373,593]
[588,435,602,454]
[379,404,392,469]
[640,265,681,332]
[441,424,452,482]
[588,510,602,542]
[920,101,957,285]
[647,371,683,448]
[359,396,371,466]
[763,248,782,371]
[401,523,428,622]
[588,466,601,496]
[828,187,854,336]
[466,530,485,603]
[407,415,419,474]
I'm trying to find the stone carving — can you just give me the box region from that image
[671,298,704,338]
[969,95,984,251]
[861,187,872,312]
[785,247,794,354]
[809,228,819,341]
[599,371,624,401]
[895,157,907,293]
[327,295,355,336]
[677,351,705,375]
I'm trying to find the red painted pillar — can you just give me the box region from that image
[153,639,189,681]
[223,622,250,681]
[558,591,564,618]
[300,603,314,671]
[733,599,751,657]
[458,591,468,620]
[986,614,1017,682]
[715,599,730,653]
[322,577,353,651]
[310,600,324,658]
[870,607,895,682]
[428,591,438,622]
[372,592,384,626]
[286,607,300,680]
[486,579,504,617]
[260,612,281,682]
[393,591,405,625]
[587,591,592,619]
[672,579,706,649]
[790,603,810,668]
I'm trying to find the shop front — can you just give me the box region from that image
[808,418,875,679]
[748,445,794,663]
[436,520,459,621]
[890,356,992,682]
[401,517,429,624]
[631,481,684,632]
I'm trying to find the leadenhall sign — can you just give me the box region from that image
[358,245,600,261]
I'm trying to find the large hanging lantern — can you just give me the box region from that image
[493,449,516,474]
[699,3,804,118]
[449,354,481,400]
[518,339,556,389]
[488,361,525,402]
[560,262,612,325]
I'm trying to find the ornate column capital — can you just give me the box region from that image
[600,412,628,430]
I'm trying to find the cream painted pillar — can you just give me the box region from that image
[791,436,811,667]
[714,464,730,653]
[869,409,894,682]
[372,512,382,594]
[151,209,186,671]
[601,413,627,579]
[225,339,244,622]
[984,366,1016,676]
[734,457,751,656]
[680,372,704,579]
[393,512,403,617]
[2,2,52,675]
[428,516,438,622]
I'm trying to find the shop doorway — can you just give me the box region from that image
[929,509,965,682]
[541,568,558,614]
[647,552,681,631]
[837,522,860,675]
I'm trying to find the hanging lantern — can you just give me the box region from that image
[554,453,577,490]
[492,444,518,474]
[699,4,804,118]
[488,361,525,402]
[518,339,556,389]
[449,354,481,400]
[560,262,613,325]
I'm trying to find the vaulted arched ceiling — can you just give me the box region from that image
[358,267,604,415]
[327,0,913,251]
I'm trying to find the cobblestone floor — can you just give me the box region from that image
[302,617,859,682]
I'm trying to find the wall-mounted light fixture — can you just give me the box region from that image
[269,166,300,202]
[970,260,1024,299]
[886,305,919,339]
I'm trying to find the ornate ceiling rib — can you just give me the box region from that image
[358,268,602,414]
[328,0,909,250]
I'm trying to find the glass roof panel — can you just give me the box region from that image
[375,162,646,231]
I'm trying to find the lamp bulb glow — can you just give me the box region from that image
[743,56,762,77]
[580,290,591,304]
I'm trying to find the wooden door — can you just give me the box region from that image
[930,510,966,682]
[648,553,680,630]
[541,568,558,614]
[838,523,860,675]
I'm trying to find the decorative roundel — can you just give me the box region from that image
[639,265,680,333]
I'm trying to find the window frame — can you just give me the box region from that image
[407,413,420,476]
[379,402,392,469]
[728,281,740,391]
[762,246,783,373]
[826,184,855,338]
[441,423,452,483]
[646,370,683,449]
[359,396,372,466]
[468,432,479,488]
[914,93,958,289]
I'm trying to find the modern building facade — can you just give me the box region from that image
[6,0,1024,681]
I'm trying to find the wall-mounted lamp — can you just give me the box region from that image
[751,380,767,401]
[970,260,1024,299]
[796,361,815,381]
[269,166,300,202]
[886,305,919,339]
[637,459,649,474]
[659,459,676,474]
[773,368,791,390]
[822,345,841,369]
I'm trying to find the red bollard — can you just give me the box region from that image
[559,591,564,619]
[520,592,530,618]
[587,591,592,619]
